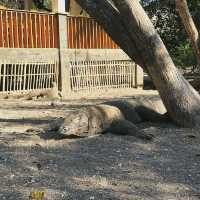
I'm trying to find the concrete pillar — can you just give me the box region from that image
[52,0,71,97]
[135,65,143,89]
[24,0,32,10]
[58,14,71,96]
[52,0,66,13]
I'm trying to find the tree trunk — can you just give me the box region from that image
[176,0,200,68]
[74,0,148,70]
[75,0,200,127]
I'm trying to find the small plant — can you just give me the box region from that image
[29,191,45,200]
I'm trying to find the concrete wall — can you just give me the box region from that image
[0,48,132,62]
[0,48,143,91]
[0,48,59,62]
[63,49,130,61]
[0,48,143,98]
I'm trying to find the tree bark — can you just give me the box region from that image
[75,0,200,127]
[176,0,200,68]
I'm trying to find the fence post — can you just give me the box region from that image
[52,1,71,97]
[135,64,144,89]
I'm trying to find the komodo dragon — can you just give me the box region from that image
[55,97,168,140]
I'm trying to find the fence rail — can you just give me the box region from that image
[70,60,136,91]
[0,60,59,93]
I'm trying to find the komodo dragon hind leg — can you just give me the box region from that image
[106,119,154,140]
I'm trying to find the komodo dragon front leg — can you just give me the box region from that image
[57,104,153,140]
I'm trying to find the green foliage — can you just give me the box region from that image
[141,0,199,69]
[0,0,52,11]
[32,0,52,11]
[173,42,196,68]
[187,0,200,30]
[0,0,23,9]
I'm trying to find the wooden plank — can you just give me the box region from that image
[3,11,8,47]
[38,14,42,48]
[95,22,99,49]
[0,11,3,47]
[5,11,10,48]
[53,15,59,48]
[67,17,71,48]
[34,13,38,48]
[81,17,85,48]
[22,12,28,48]
[74,17,78,49]
[91,19,95,48]
[40,15,45,48]
[27,13,32,48]
[8,11,13,48]
[49,15,53,48]
[12,11,18,48]
[17,12,23,48]
[78,17,82,48]
[19,12,24,48]
[83,17,87,49]
[31,13,36,48]
[45,15,50,48]
[77,17,81,49]
[71,17,75,48]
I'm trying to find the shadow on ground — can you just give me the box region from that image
[0,124,200,200]
[0,98,199,200]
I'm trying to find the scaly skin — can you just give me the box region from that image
[58,104,155,140]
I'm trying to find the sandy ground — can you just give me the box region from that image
[0,91,200,200]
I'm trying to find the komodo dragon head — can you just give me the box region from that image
[58,110,91,137]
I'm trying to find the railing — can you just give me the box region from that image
[0,60,59,93]
[0,9,59,48]
[70,60,135,91]
[67,16,119,49]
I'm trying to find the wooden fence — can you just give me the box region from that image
[0,9,118,49]
[67,16,118,49]
[0,9,59,48]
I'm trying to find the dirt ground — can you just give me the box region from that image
[0,91,200,200]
